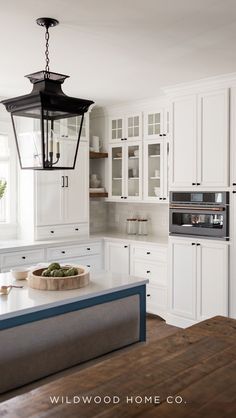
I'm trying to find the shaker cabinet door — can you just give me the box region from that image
[170,95,197,188]
[36,170,64,226]
[197,89,229,188]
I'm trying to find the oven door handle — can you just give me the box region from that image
[169,205,225,211]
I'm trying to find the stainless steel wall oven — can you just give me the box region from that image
[169,192,229,240]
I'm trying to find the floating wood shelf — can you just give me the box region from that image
[90,192,108,198]
[90,151,108,159]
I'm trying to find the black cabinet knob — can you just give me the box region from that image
[233,183,236,186]
[192,183,196,185]
[159,134,163,136]
[159,197,163,200]
[124,245,128,248]
[147,251,151,255]
[75,228,79,231]
[147,294,151,297]
[22,256,26,259]
[197,183,201,186]
[61,251,65,254]
[163,133,167,137]
[197,243,200,246]
[50,230,54,234]
[146,270,150,274]
[163,197,166,200]
[191,243,196,246]
[87,248,91,251]
[87,265,91,268]
[233,191,236,194]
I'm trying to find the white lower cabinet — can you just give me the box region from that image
[104,241,130,274]
[167,237,228,328]
[46,241,103,273]
[130,244,168,319]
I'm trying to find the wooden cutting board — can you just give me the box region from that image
[28,265,90,291]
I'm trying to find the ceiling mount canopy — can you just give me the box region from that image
[1,17,94,170]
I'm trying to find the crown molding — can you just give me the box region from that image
[162,72,236,96]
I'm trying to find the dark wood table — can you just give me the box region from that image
[1,316,236,418]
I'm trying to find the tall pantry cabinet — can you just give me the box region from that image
[18,115,90,240]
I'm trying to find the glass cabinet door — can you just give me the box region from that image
[126,143,142,200]
[110,145,124,198]
[144,141,163,200]
[126,113,142,141]
[144,110,164,139]
[110,117,124,141]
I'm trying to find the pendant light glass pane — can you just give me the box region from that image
[12,111,43,169]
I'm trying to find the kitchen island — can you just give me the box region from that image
[0,271,148,394]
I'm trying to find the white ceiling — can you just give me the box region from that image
[0,0,236,106]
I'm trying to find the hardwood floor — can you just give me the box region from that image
[0,315,178,403]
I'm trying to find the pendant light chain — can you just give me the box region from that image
[45,26,50,77]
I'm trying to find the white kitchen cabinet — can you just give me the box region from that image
[170,89,229,189]
[130,243,168,319]
[109,141,142,201]
[46,241,103,273]
[104,241,130,274]
[143,109,169,140]
[168,237,228,328]
[109,113,142,142]
[143,139,169,202]
[230,190,236,319]
[36,142,88,226]
[1,248,45,271]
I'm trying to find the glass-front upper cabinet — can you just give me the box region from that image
[143,108,170,139]
[110,145,124,199]
[143,139,168,202]
[109,142,142,201]
[126,142,142,200]
[109,113,142,142]
[50,115,88,142]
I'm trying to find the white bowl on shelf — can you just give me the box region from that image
[134,150,139,157]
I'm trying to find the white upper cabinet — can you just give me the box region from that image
[170,88,229,189]
[36,170,64,226]
[197,89,229,188]
[170,95,197,188]
[230,87,236,187]
[109,113,142,142]
[143,109,169,139]
[109,141,142,201]
[143,139,169,202]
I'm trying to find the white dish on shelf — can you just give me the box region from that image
[89,188,105,192]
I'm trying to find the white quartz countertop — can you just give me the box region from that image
[0,232,168,253]
[0,271,148,320]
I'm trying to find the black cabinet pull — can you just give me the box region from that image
[159,197,163,200]
[22,256,26,259]
[65,176,69,188]
[147,294,151,297]
[87,248,91,251]
[61,251,65,254]
[163,133,167,137]
[197,243,200,246]
[196,183,201,186]
[192,182,196,185]
[233,191,236,194]
[163,197,167,200]
[124,245,128,248]
[124,138,127,141]
[233,183,236,186]
[191,243,196,245]
[121,196,123,199]
[87,265,91,268]
[147,251,150,255]
[61,176,65,188]
[75,228,79,231]
[146,270,150,274]
[50,230,54,234]
[159,134,163,136]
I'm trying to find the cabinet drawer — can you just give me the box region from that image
[63,255,103,272]
[132,245,167,262]
[1,249,45,268]
[35,224,89,240]
[146,284,167,312]
[47,242,102,261]
[133,260,167,286]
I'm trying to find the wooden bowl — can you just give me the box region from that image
[28,265,90,291]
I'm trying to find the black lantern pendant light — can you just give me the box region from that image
[1,17,94,170]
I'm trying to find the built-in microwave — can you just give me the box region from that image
[169,192,229,240]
